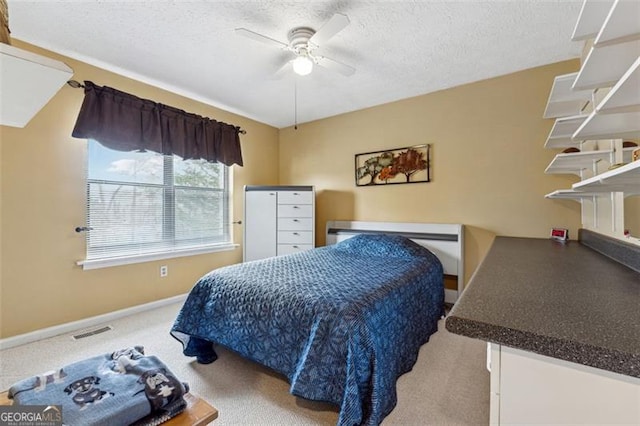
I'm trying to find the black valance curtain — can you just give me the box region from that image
[72,81,243,167]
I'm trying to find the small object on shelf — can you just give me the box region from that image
[633,148,640,162]
[622,141,638,148]
[550,228,569,242]
[608,162,627,170]
[562,147,581,153]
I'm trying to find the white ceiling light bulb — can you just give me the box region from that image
[292,55,313,76]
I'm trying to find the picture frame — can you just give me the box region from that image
[355,144,430,186]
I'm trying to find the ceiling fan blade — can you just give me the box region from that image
[315,55,355,77]
[271,61,292,80]
[309,13,349,46]
[235,28,288,49]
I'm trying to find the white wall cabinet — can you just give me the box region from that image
[243,186,315,262]
[488,344,640,425]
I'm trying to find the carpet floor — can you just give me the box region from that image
[0,302,489,425]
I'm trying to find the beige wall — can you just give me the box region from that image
[1,42,582,338]
[279,60,582,284]
[0,41,279,338]
[626,196,640,237]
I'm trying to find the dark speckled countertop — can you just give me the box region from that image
[445,236,640,378]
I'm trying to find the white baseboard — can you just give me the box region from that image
[2,288,456,350]
[445,289,458,305]
[0,294,187,351]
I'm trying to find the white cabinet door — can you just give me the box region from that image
[488,343,500,425]
[244,190,277,261]
[493,344,640,425]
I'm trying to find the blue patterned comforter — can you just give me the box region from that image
[171,234,444,425]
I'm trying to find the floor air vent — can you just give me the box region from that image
[72,325,113,340]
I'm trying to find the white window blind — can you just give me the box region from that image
[84,139,230,261]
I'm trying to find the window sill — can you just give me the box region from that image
[77,243,239,270]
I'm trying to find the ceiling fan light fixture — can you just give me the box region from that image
[292,55,313,76]
[237,14,354,78]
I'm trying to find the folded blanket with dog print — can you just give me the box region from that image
[8,346,189,426]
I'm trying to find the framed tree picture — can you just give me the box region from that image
[355,144,430,186]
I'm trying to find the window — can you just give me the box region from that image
[83,139,231,265]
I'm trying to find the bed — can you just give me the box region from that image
[171,221,464,425]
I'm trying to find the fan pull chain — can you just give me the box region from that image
[294,78,298,130]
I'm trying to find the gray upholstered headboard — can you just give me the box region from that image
[326,220,464,303]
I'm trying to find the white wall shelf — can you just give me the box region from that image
[546,0,639,245]
[595,56,640,114]
[545,150,613,176]
[573,110,640,140]
[543,73,592,118]
[572,39,640,90]
[572,0,615,41]
[544,114,589,148]
[572,161,640,195]
[545,189,597,201]
[0,43,74,128]
[593,0,640,47]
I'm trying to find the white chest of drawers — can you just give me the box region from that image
[243,185,315,262]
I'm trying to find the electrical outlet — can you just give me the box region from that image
[160,265,168,277]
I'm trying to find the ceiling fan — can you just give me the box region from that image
[236,13,355,77]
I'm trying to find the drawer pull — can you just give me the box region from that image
[293,206,300,209]
[293,192,299,195]
[293,232,299,235]
[293,219,299,222]
[293,245,299,248]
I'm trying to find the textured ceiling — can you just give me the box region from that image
[9,0,583,129]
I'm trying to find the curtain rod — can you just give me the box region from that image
[67,80,247,134]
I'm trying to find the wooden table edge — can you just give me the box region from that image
[0,390,218,425]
